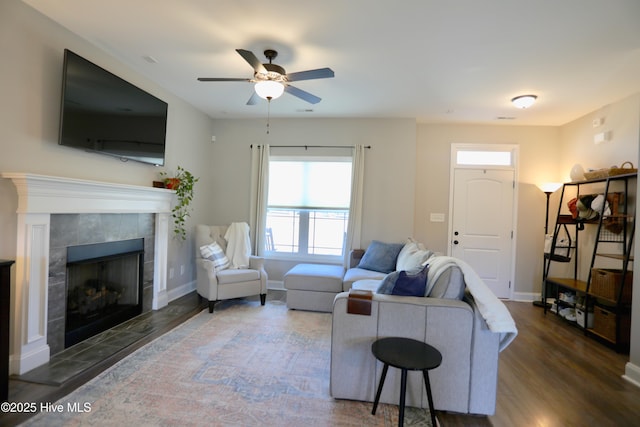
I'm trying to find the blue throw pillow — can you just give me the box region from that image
[357,240,404,273]
[391,265,429,297]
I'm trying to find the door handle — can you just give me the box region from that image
[453,240,459,245]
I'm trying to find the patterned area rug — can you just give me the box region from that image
[22,294,432,426]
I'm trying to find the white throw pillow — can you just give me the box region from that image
[396,239,433,271]
[200,242,230,272]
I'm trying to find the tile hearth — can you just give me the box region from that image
[3,291,286,427]
[15,291,205,386]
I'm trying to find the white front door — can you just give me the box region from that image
[451,168,514,298]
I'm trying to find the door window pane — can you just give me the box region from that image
[456,150,512,166]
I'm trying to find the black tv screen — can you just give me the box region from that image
[59,49,168,166]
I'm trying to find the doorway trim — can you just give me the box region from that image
[448,143,520,299]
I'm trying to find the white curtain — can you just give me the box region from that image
[249,144,270,256]
[343,144,366,267]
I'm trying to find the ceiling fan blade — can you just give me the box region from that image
[236,49,267,74]
[197,77,251,82]
[246,91,260,105]
[286,68,335,82]
[285,85,322,104]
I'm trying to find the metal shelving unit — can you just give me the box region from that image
[542,173,635,351]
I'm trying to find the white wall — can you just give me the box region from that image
[559,94,640,181]
[207,117,416,280]
[557,92,640,385]
[0,0,215,295]
[415,123,561,298]
[631,142,640,385]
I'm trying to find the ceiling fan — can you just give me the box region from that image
[198,49,334,105]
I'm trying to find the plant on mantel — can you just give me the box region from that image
[160,166,199,240]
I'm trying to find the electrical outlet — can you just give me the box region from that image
[180,265,185,275]
[169,268,174,279]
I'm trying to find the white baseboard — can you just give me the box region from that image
[165,280,283,303]
[623,362,640,389]
[268,280,286,291]
[167,280,196,303]
[510,291,538,302]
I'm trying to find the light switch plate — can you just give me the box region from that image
[430,213,445,222]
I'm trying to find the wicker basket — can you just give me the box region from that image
[590,268,633,302]
[593,305,631,344]
[583,168,609,180]
[593,306,616,341]
[608,161,637,176]
[583,162,637,180]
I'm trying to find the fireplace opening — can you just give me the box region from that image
[65,238,144,348]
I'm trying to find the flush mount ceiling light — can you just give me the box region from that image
[254,80,285,100]
[511,94,537,109]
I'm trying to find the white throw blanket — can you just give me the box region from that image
[224,222,251,269]
[427,256,518,352]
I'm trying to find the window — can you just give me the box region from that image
[452,144,517,168]
[456,150,512,166]
[266,156,352,260]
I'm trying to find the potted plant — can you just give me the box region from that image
[160,166,199,240]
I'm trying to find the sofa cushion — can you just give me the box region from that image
[351,279,382,292]
[216,268,260,284]
[357,240,404,273]
[396,240,433,271]
[428,265,465,300]
[343,267,386,290]
[376,264,465,300]
[199,242,230,272]
[392,265,429,296]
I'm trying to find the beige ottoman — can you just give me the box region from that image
[284,263,345,312]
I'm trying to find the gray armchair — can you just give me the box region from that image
[195,224,267,313]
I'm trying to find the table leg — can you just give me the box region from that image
[398,368,407,427]
[422,369,437,427]
[372,363,389,415]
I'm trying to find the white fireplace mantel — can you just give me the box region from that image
[3,173,173,214]
[2,173,174,374]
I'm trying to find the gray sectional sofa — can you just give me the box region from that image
[329,240,517,416]
[284,239,436,311]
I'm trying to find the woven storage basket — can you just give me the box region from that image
[583,168,609,180]
[593,305,631,344]
[593,306,616,341]
[590,268,633,302]
[608,161,637,176]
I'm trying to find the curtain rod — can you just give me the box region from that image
[250,144,371,149]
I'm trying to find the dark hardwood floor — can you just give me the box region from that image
[439,301,640,427]
[2,292,206,427]
[3,296,639,426]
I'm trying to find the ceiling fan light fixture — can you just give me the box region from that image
[255,81,284,100]
[511,94,537,109]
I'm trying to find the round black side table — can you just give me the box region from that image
[371,337,442,427]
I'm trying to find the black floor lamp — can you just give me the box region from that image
[534,182,562,307]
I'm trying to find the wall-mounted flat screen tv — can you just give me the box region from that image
[59,49,168,166]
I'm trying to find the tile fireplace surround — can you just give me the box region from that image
[1,173,173,375]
